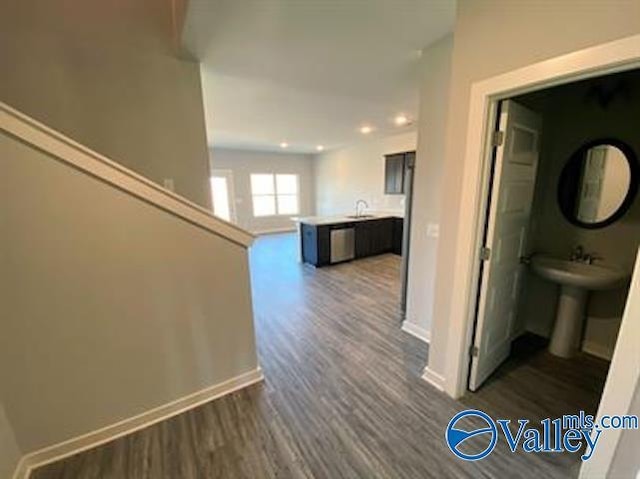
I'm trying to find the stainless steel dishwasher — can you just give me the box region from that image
[330,225,355,264]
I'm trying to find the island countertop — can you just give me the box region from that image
[296,211,403,226]
[297,212,404,265]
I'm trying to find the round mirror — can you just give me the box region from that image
[558,140,638,229]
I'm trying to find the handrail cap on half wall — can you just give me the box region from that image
[0,101,254,249]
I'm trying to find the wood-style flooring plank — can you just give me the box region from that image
[31,233,608,479]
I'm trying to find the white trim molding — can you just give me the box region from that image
[0,102,254,249]
[13,368,264,479]
[421,367,445,392]
[11,459,29,479]
[254,227,298,236]
[581,340,614,361]
[442,33,640,401]
[401,320,431,343]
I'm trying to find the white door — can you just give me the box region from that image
[469,100,542,391]
[210,169,237,223]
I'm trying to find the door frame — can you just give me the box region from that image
[210,169,238,223]
[467,100,542,391]
[443,34,640,475]
[444,32,640,398]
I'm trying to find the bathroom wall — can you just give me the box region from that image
[517,71,640,359]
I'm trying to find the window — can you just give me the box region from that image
[250,174,276,216]
[250,173,299,216]
[276,174,299,214]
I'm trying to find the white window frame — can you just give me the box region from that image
[250,173,300,217]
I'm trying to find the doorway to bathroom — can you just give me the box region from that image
[467,68,640,412]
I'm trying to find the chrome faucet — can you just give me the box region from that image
[582,253,603,265]
[570,245,584,262]
[355,199,369,218]
[570,245,602,264]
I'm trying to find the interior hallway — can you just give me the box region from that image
[32,233,606,478]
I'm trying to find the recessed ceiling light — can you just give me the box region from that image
[360,125,373,134]
[280,142,289,148]
[394,114,409,126]
[316,145,325,152]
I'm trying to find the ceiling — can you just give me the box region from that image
[183,0,456,153]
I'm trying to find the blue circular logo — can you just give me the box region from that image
[445,409,497,461]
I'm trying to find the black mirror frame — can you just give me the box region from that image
[558,138,639,229]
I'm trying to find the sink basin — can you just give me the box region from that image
[531,255,626,290]
[346,214,376,219]
[530,254,628,358]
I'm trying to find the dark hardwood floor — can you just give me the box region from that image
[32,233,608,478]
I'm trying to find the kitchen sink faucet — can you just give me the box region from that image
[355,199,369,218]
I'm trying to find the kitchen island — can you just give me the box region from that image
[297,213,403,266]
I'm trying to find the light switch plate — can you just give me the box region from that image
[163,178,175,192]
[427,223,440,238]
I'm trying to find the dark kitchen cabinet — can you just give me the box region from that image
[373,219,393,253]
[392,217,403,255]
[355,219,394,258]
[355,221,373,258]
[302,217,401,267]
[301,223,331,266]
[384,154,405,194]
[384,151,416,195]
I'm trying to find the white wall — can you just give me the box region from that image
[608,380,640,477]
[517,76,640,359]
[0,0,212,208]
[404,35,453,337]
[581,247,640,478]
[211,148,315,234]
[0,131,258,453]
[427,0,640,380]
[0,403,21,479]
[314,131,417,216]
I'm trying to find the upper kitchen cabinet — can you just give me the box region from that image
[384,153,405,194]
[384,151,415,195]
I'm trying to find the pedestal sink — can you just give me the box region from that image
[531,255,627,358]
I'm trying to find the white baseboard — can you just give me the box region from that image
[401,320,431,343]
[582,341,614,361]
[422,366,445,392]
[14,368,264,479]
